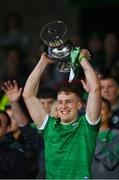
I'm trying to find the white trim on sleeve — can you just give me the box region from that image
[38,114,49,130]
[85,113,101,125]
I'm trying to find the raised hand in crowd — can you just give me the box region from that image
[2,80,28,126]
[2,80,22,102]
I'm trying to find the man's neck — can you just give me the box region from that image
[99,124,109,131]
[61,118,77,125]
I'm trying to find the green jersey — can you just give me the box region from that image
[43,115,100,179]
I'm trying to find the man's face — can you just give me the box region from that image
[40,98,55,114]
[0,114,8,138]
[57,92,82,124]
[101,79,119,105]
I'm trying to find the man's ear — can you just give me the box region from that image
[78,101,83,110]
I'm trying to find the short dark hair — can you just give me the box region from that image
[100,74,118,85]
[38,87,57,100]
[0,110,11,127]
[58,82,83,100]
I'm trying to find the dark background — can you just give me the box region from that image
[0,0,119,51]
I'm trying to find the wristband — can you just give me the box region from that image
[79,56,87,62]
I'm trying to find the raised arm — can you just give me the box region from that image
[1,80,29,126]
[22,53,53,127]
[79,49,101,123]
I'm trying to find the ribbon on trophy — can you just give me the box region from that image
[69,47,80,82]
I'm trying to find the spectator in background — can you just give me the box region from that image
[38,87,57,114]
[92,97,119,179]
[100,75,119,129]
[0,110,27,178]
[2,80,45,179]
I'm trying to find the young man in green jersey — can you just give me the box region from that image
[23,49,102,179]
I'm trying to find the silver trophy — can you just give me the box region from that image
[40,20,80,73]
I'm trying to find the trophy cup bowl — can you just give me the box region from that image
[40,20,80,73]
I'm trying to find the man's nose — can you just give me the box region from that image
[102,87,109,92]
[62,102,67,108]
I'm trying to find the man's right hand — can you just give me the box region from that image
[1,80,22,103]
[40,52,54,65]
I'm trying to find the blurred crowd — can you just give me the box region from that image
[0,10,119,179]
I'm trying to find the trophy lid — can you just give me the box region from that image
[40,21,68,48]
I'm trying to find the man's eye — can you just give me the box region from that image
[66,101,72,103]
[58,101,62,104]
